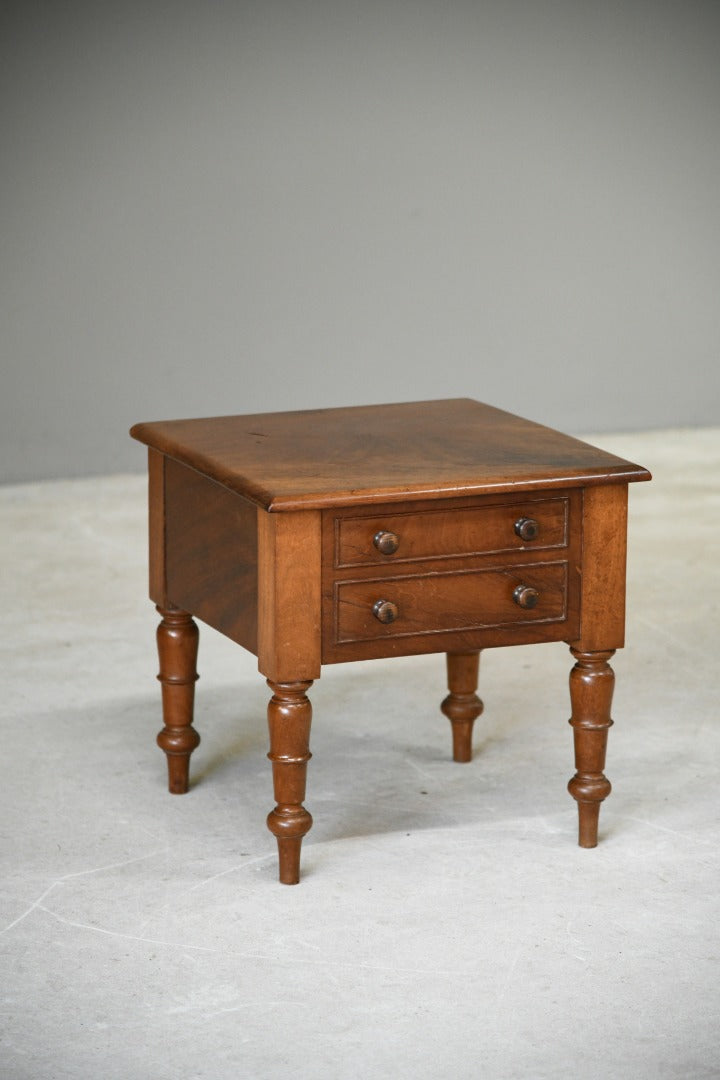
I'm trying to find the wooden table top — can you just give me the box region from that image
[131,398,651,511]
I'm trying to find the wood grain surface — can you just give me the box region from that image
[131,399,651,511]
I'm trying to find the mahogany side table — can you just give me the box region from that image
[131,399,651,884]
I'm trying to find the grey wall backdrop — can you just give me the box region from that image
[2,1,719,482]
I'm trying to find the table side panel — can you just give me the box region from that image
[163,457,259,652]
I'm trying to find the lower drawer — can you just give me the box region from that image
[332,561,568,644]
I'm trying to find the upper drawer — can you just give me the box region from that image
[333,497,569,568]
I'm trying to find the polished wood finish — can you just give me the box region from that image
[148,449,167,605]
[441,651,484,762]
[132,399,650,883]
[155,606,200,794]
[130,399,649,511]
[372,599,399,624]
[266,680,314,885]
[514,516,540,541]
[320,489,583,665]
[332,561,569,644]
[335,497,568,568]
[373,530,400,555]
[568,649,615,847]
[165,458,258,652]
[572,485,629,652]
[513,584,540,610]
[257,510,322,683]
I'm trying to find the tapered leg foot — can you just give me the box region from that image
[567,648,615,847]
[266,680,313,884]
[155,606,200,794]
[441,651,484,762]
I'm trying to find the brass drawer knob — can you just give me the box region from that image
[372,599,399,624]
[374,530,399,555]
[513,584,539,610]
[514,517,540,541]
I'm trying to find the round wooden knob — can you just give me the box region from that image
[514,517,540,541]
[513,585,539,610]
[373,530,399,555]
[372,599,399,623]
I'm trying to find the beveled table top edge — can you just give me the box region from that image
[130,398,651,511]
[261,467,651,511]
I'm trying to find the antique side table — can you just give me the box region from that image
[131,399,650,884]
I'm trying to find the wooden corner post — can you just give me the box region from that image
[257,509,322,883]
[567,484,629,848]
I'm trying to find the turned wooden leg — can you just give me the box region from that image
[441,651,484,763]
[155,606,200,794]
[266,680,314,884]
[567,648,615,847]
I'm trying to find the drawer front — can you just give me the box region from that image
[333,561,568,644]
[334,498,568,568]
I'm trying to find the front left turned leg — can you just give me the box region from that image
[266,680,314,884]
[441,651,484,762]
[155,606,200,794]
[568,648,615,847]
